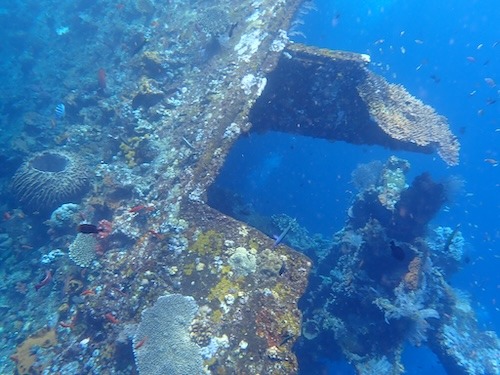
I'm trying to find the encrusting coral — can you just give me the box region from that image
[404,256,423,290]
[11,327,57,375]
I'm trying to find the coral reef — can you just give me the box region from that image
[349,157,445,241]
[296,157,499,374]
[133,294,203,375]
[11,151,90,212]
[250,43,460,165]
[0,0,465,373]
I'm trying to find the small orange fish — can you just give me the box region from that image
[60,320,74,329]
[129,205,146,213]
[148,230,165,240]
[60,314,77,329]
[81,289,95,296]
[105,313,119,324]
[134,337,147,349]
[35,270,52,291]
[129,205,155,213]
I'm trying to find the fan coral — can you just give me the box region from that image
[11,150,90,211]
[374,284,439,345]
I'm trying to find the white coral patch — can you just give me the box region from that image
[234,30,268,62]
[241,74,267,96]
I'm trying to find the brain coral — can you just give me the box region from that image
[133,294,203,375]
[11,150,90,211]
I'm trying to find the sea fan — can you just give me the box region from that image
[374,284,439,345]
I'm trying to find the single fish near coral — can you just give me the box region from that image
[104,312,119,324]
[134,337,147,349]
[129,204,155,213]
[35,270,53,291]
[55,103,65,118]
[77,223,103,234]
[272,223,293,249]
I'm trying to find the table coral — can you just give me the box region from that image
[358,72,460,166]
[69,233,98,267]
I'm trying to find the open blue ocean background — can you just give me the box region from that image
[0,0,498,374]
[216,0,499,373]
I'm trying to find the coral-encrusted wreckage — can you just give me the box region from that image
[0,0,496,374]
[295,157,500,374]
